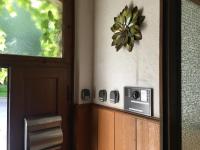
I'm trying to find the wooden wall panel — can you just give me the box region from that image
[137,119,149,150]
[98,109,114,150]
[74,105,160,150]
[137,119,160,150]
[74,104,91,150]
[148,121,160,150]
[115,112,137,150]
[91,107,98,150]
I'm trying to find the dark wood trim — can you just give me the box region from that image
[63,0,75,65]
[63,0,75,149]
[162,0,181,149]
[191,0,200,5]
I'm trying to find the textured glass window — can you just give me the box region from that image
[181,0,200,149]
[0,0,62,58]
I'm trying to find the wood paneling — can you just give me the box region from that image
[98,109,114,150]
[74,104,98,150]
[74,104,160,150]
[148,121,160,150]
[137,119,160,150]
[92,104,159,121]
[74,104,91,150]
[91,107,98,150]
[115,112,137,150]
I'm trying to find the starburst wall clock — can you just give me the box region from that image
[111,5,145,52]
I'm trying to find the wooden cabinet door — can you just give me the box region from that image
[98,109,114,150]
[137,119,160,150]
[9,67,72,150]
[115,112,137,150]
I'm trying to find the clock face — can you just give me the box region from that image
[191,0,200,5]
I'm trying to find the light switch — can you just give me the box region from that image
[81,89,90,101]
[99,90,107,102]
[110,90,119,103]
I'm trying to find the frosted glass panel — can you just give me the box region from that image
[0,0,62,58]
[181,0,200,149]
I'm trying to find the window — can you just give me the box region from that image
[0,0,62,58]
[0,68,8,150]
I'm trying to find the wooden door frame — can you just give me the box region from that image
[0,0,74,149]
[161,0,181,149]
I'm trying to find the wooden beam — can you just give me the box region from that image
[191,0,200,5]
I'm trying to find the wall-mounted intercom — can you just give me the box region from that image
[81,89,91,101]
[110,90,119,104]
[99,90,107,102]
[124,87,153,116]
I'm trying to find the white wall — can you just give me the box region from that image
[75,0,161,117]
[74,0,94,104]
[93,0,160,117]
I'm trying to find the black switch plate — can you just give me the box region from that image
[81,89,90,101]
[110,90,119,103]
[99,90,107,102]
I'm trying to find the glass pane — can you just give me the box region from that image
[0,0,62,58]
[0,68,8,150]
[181,0,200,149]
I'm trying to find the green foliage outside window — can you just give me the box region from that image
[0,0,62,57]
[0,29,7,52]
[0,68,7,97]
[0,68,7,85]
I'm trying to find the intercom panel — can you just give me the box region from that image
[124,87,153,116]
